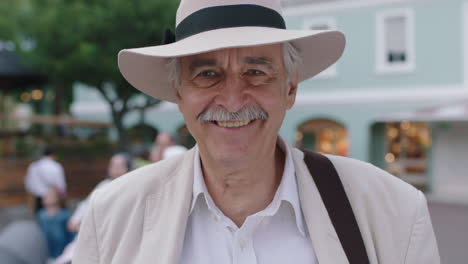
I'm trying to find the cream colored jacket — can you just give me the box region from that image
[73,148,440,264]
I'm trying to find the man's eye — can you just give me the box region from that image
[198,70,218,77]
[245,69,265,76]
[192,70,222,88]
[241,68,273,86]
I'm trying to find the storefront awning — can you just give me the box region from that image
[377,100,468,122]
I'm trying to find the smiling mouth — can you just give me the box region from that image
[214,120,252,128]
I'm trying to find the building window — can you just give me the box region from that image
[296,119,348,156]
[303,17,338,79]
[376,8,415,74]
[384,121,431,191]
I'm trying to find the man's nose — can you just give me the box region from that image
[213,74,249,113]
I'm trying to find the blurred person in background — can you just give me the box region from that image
[149,132,187,162]
[67,152,133,233]
[53,152,133,264]
[24,147,67,213]
[37,187,74,262]
[133,149,151,168]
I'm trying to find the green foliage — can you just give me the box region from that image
[11,0,177,148]
[0,0,25,40]
[19,0,177,88]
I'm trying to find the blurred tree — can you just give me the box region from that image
[17,0,177,149]
[0,0,25,40]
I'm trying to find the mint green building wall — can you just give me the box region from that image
[369,123,387,169]
[285,0,464,91]
[277,0,467,165]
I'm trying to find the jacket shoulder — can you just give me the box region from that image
[324,154,420,201]
[90,150,192,211]
[75,149,195,263]
[324,155,438,262]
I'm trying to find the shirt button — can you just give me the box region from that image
[239,239,246,250]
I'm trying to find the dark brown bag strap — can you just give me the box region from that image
[301,149,370,264]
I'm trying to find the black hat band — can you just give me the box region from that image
[175,4,286,42]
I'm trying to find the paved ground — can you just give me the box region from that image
[0,200,81,231]
[0,205,33,231]
[428,201,468,264]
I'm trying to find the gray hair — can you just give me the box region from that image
[166,42,302,89]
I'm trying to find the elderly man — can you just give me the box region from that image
[73,0,439,263]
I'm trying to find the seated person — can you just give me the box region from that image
[37,187,74,260]
[54,153,132,264]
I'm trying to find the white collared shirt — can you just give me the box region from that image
[24,157,66,197]
[180,141,317,264]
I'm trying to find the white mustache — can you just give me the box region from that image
[198,105,268,122]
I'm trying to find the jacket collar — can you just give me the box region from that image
[189,139,307,237]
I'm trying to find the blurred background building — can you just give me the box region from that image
[281,0,468,202]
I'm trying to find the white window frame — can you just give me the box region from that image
[302,17,338,79]
[375,8,415,74]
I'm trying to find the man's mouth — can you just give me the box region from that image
[215,120,252,128]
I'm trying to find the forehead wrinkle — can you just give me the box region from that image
[188,58,218,72]
[243,56,275,70]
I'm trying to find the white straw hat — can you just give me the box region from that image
[118,0,346,103]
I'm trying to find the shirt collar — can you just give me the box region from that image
[190,137,307,237]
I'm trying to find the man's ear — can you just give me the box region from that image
[286,81,298,109]
[175,85,184,113]
[174,82,182,102]
[286,70,299,109]
[288,80,298,95]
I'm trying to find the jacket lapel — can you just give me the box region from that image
[292,148,349,264]
[137,149,195,264]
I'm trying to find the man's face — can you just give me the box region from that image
[176,44,297,166]
[43,188,59,207]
